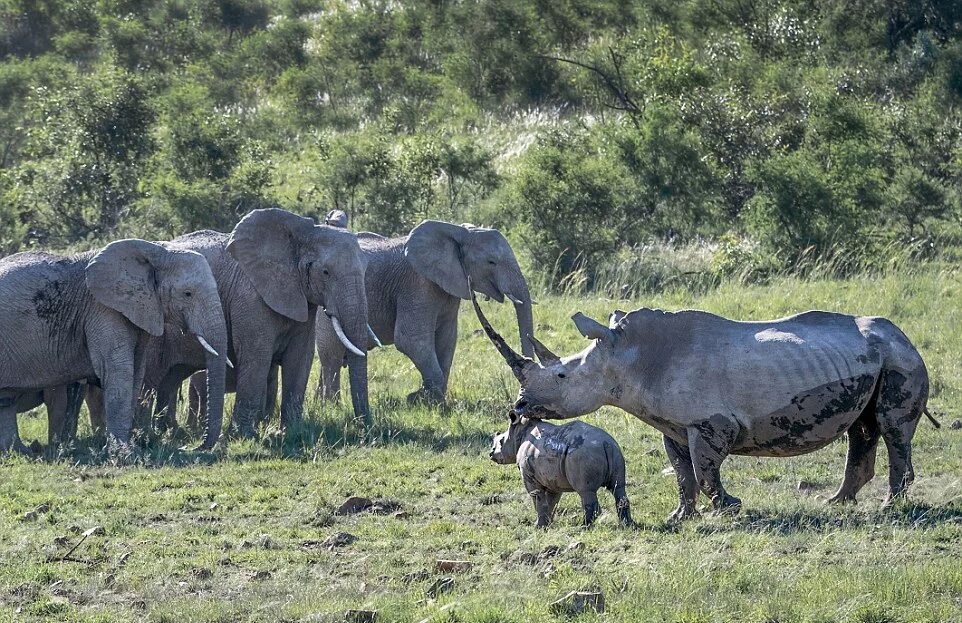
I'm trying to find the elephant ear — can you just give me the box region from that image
[404,220,470,299]
[227,208,316,322]
[85,239,167,337]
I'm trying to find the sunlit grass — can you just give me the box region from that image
[3,263,962,621]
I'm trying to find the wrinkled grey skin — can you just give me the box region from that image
[491,414,633,528]
[474,296,930,521]
[0,240,228,454]
[317,219,533,406]
[119,209,370,437]
[14,383,89,449]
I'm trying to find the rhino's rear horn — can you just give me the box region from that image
[470,286,528,380]
[526,334,560,365]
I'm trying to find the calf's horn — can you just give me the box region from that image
[470,288,528,381]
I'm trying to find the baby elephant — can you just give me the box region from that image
[490,413,633,528]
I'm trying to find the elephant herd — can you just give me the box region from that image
[0,208,534,456]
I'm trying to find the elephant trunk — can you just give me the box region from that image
[329,277,370,425]
[500,271,535,359]
[188,298,228,451]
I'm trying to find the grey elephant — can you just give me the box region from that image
[0,240,229,454]
[490,413,633,528]
[473,294,932,520]
[316,219,534,406]
[105,208,371,436]
[14,383,90,449]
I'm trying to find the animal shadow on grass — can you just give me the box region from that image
[685,502,962,536]
[39,394,497,467]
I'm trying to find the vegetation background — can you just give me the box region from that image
[2,1,962,621]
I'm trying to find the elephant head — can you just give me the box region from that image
[85,239,229,449]
[227,208,371,419]
[405,220,534,357]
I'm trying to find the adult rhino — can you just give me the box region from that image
[472,295,933,521]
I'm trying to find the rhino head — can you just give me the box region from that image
[471,291,626,420]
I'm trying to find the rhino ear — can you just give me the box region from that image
[572,312,613,343]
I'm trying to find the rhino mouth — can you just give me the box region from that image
[512,401,558,419]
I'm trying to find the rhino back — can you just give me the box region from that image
[614,309,884,451]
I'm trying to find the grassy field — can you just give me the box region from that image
[3,263,962,622]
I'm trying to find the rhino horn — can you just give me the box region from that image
[470,285,529,380]
[526,333,560,365]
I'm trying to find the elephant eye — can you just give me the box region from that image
[322,269,330,276]
[557,373,566,379]
[184,291,192,298]
[488,260,496,266]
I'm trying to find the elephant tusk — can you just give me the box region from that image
[367,325,382,348]
[196,335,220,358]
[226,357,234,369]
[505,294,524,305]
[331,315,367,357]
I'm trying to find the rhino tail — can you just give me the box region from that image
[923,407,941,429]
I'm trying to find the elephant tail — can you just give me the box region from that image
[923,407,941,429]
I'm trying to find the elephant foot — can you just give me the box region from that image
[406,388,445,407]
[1,438,34,457]
[880,492,907,510]
[711,493,742,515]
[666,504,700,524]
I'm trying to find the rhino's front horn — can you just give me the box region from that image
[470,288,529,381]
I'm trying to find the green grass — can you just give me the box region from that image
[3,263,962,622]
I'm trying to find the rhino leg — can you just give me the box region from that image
[578,490,602,527]
[664,435,700,522]
[611,483,634,527]
[828,410,880,504]
[687,414,741,514]
[876,369,926,507]
[531,490,561,528]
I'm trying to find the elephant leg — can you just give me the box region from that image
[85,386,106,438]
[43,386,70,447]
[61,383,86,444]
[687,414,741,514]
[89,342,137,450]
[280,333,314,429]
[434,310,459,392]
[396,322,445,404]
[186,372,205,432]
[231,352,272,438]
[259,363,279,428]
[664,434,700,522]
[828,410,880,504]
[0,399,30,455]
[154,376,181,434]
[315,313,344,401]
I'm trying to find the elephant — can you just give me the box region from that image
[0,239,229,454]
[316,219,534,406]
[106,208,371,437]
[12,383,89,450]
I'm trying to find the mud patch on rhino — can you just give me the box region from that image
[743,374,877,457]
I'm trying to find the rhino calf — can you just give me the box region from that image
[490,414,633,528]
